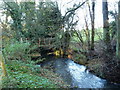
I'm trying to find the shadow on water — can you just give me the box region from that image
[41,57,120,88]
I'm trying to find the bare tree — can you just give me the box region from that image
[102,0,111,51]
[87,0,95,51]
[84,14,90,50]
[62,0,88,57]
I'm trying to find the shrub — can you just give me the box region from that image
[3,41,30,61]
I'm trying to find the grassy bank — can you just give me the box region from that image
[1,60,69,88]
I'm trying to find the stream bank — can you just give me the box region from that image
[72,55,120,84]
[41,58,120,88]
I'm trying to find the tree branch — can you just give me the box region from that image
[63,0,88,20]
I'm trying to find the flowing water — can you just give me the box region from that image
[41,58,120,88]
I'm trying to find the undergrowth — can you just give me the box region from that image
[1,60,66,88]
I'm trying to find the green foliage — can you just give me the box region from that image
[23,2,62,43]
[3,41,30,61]
[3,1,62,45]
[3,1,80,52]
[2,60,58,88]
[2,73,57,88]
[3,1,80,53]
[7,60,40,74]
[4,2,23,40]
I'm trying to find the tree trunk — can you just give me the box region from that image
[102,0,110,51]
[116,1,120,59]
[0,27,7,77]
[91,1,95,50]
[84,17,90,50]
[0,53,7,77]
[88,0,95,51]
[62,31,70,58]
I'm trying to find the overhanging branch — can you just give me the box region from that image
[63,0,88,20]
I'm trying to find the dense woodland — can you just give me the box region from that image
[0,0,120,88]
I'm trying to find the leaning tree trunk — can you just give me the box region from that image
[102,0,111,52]
[116,1,120,59]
